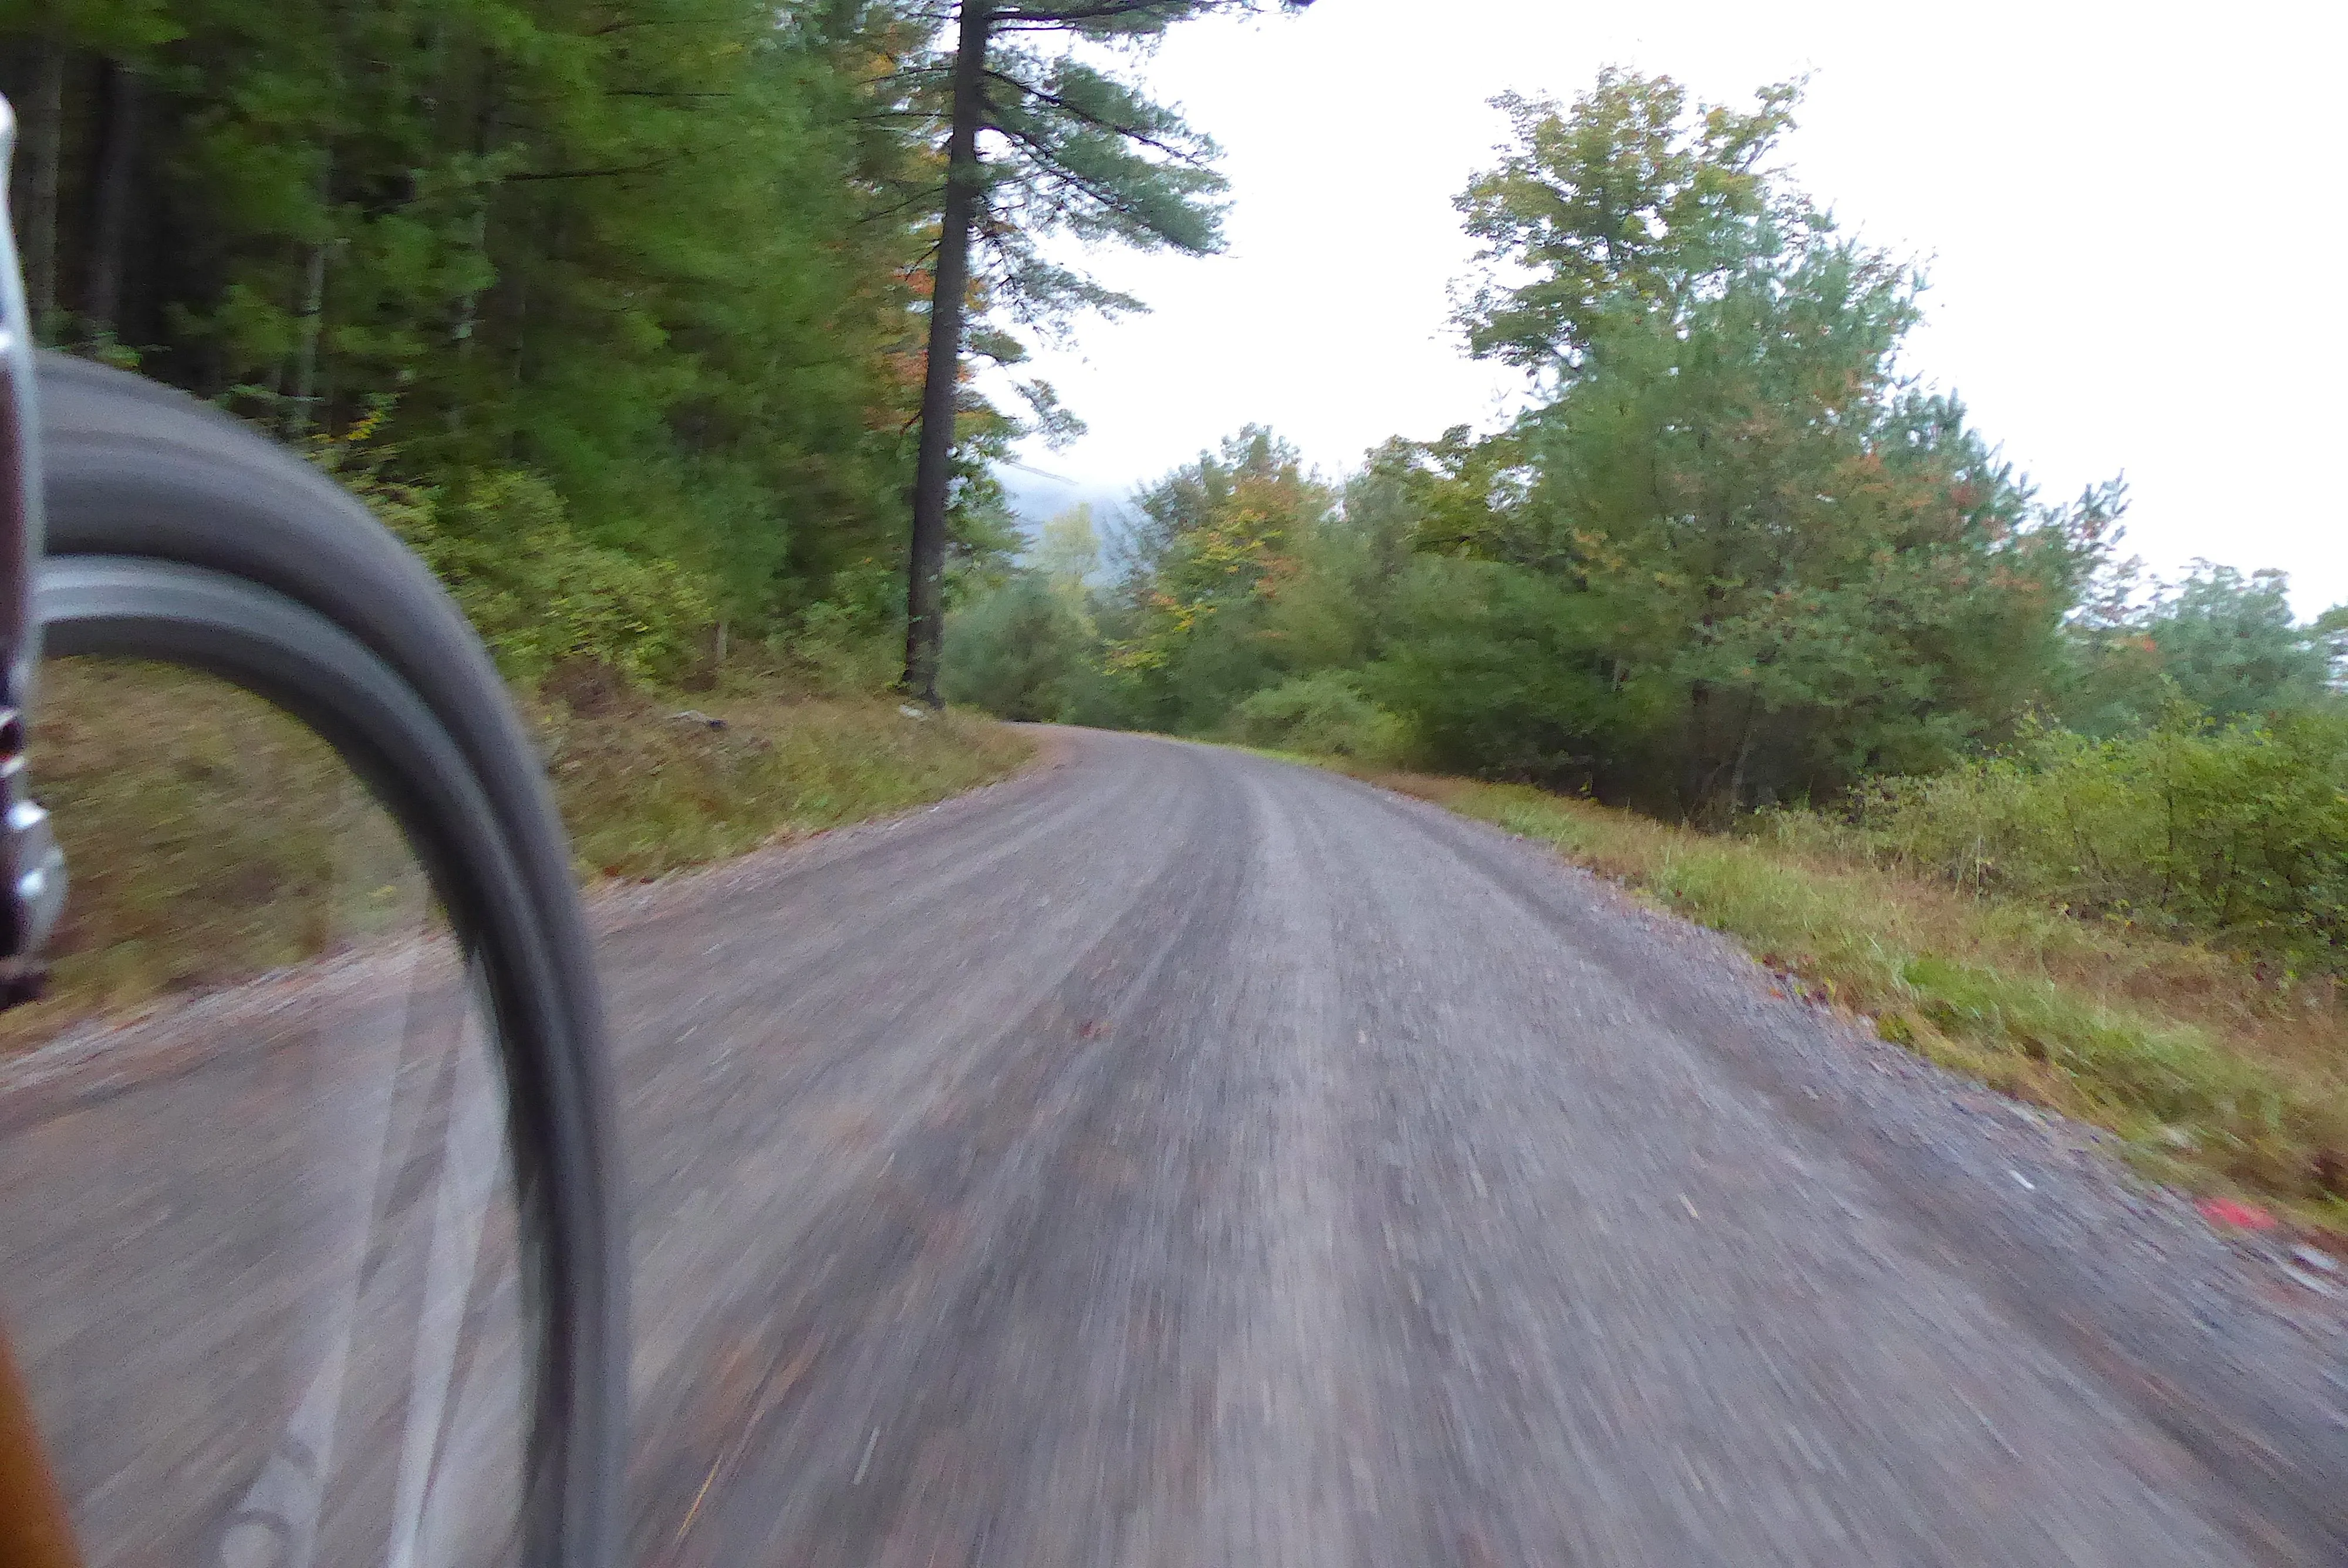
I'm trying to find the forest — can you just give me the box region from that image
[1,5,2342,978]
[0,0,1282,688]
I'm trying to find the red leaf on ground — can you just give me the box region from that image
[2197,1197,2279,1231]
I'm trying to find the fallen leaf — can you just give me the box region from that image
[2197,1197,2278,1231]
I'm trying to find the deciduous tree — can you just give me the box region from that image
[1427,72,2114,812]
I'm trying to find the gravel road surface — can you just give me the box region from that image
[11,727,2348,1564]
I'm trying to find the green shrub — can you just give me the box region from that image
[1364,558,1635,786]
[1783,711,2348,974]
[780,560,906,698]
[1230,671,1408,762]
[389,470,717,685]
[943,574,1095,721]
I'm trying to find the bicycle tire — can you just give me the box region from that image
[30,353,623,1568]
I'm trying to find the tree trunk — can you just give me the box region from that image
[451,60,501,374]
[82,59,140,340]
[502,200,557,462]
[1681,677,1711,815]
[1724,693,1759,817]
[451,200,488,357]
[900,0,990,706]
[286,152,333,436]
[444,193,490,441]
[20,36,63,334]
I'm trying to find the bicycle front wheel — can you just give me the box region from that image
[0,356,624,1567]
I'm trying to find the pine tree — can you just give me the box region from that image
[888,0,1308,704]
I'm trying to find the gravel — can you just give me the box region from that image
[4,726,2344,1566]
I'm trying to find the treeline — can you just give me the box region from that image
[0,0,1317,695]
[0,0,1040,680]
[946,72,2348,968]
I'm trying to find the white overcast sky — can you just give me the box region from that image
[1001,0,2347,614]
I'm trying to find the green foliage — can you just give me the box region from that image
[941,430,1368,735]
[895,1,1301,326]
[2061,562,2337,734]
[1365,557,1626,783]
[975,47,1229,275]
[1229,671,1404,762]
[942,572,1092,721]
[2319,604,2348,688]
[768,559,906,698]
[1453,69,1802,374]
[2150,566,2330,717]
[1807,711,2348,975]
[1105,425,1336,729]
[1033,503,1102,594]
[1251,458,1415,673]
[1421,72,2113,813]
[892,0,1316,312]
[4,0,950,647]
[390,470,716,685]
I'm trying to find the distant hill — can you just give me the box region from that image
[996,467,1135,542]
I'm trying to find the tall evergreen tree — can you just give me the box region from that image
[888,0,1307,705]
[2062,563,2340,731]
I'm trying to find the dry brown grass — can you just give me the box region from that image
[534,664,1033,881]
[2,657,1031,1046]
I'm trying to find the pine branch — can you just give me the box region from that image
[980,69,1211,167]
[991,1,1196,22]
[985,120,1168,234]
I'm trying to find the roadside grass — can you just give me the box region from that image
[2,657,1029,1043]
[537,667,1031,880]
[1315,761,2348,1226]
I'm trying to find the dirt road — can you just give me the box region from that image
[606,729,2345,1566]
[9,728,2348,1564]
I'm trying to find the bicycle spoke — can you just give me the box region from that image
[0,659,537,1567]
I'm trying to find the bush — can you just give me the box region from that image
[778,561,906,698]
[1230,671,1408,762]
[1365,559,1630,786]
[1786,711,2348,975]
[389,470,717,685]
[943,574,1095,721]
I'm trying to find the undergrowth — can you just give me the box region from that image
[1777,712,2348,979]
[534,660,1030,880]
